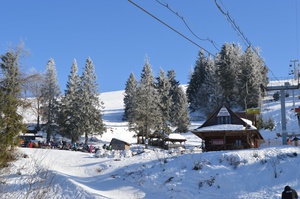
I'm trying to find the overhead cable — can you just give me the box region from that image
[128,0,215,57]
[214,0,281,81]
[214,0,252,50]
[155,0,220,51]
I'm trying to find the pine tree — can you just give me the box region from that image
[79,57,105,144]
[0,50,26,164]
[238,47,257,109]
[167,70,190,132]
[135,59,161,146]
[200,55,221,115]
[40,58,61,142]
[123,72,138,131]
[252,47,269,106]
[156,68,172,134]
[215,43,242,109]
[241,47,268,109]
[59,59,82,142]
[186,43,268,115]
[174,87,190,132]
[186,50,208,112]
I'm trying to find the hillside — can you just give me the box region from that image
[1,87,300,198]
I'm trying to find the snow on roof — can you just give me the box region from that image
[195,117,258,132]
[168,133,186,140]
[196,124,246,131]
[19,133,36,136]
[241,118,257,130]
[27,125,36,130]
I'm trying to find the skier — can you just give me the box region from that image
[62,140,66,150]
[73,142,77,151]
[282,185,298,199]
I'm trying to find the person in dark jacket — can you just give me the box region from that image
[282,185,298,199]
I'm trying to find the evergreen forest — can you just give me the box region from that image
[186,43,268,117]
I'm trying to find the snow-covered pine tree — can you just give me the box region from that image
[0,50,26,164]
[252,47,269,104]
[239,47,259,109]
[174,87,190,133]
[191,53,218,116]
[135,59,162,146]
[215,43,242,110]
[186,50,208,112]
[156,68,172,134]
[40,58,61,142]
[59,59,82,142]
[167,70,190,132]
[79,57,105,144]
[239,47,268,109]
[258,59,269,102]
[200,55,221,115]
[123,72,138,130]
[186,43,268,115]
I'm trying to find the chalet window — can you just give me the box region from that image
[235,140,242,147]
[217,116,231,124]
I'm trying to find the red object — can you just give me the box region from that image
[90,145,93,153]
[295,108,300,112]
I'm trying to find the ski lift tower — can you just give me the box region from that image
[265,60,300,145]
[290,60,300,108]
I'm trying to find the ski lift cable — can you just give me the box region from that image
[215,0,281,82]
[154,0,220,51]
[128,0,215,57]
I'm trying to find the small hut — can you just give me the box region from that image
[164,133,187,150]
[149,131,167,147]
[192,104,264,152]
[110,138,131,150]
[26,124,37,134]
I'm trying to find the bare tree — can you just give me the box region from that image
[23,70,45,130]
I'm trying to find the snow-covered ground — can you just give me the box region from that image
[2,87,300,199]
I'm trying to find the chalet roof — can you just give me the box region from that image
[167,133,186,141]
[192,104,264,140]
[164,133,187,144]
[195,104,256,131]
[110,138,131,146]
[197,124,249,131]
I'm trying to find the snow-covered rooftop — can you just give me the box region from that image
[168,133,186,140]
[196,124,247,131]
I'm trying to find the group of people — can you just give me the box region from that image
[102,144,112,150]
[62,141,94,153]
[22,139,96,153]
[22,140,56,149]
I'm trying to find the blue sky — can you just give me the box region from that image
[1,1,299,92]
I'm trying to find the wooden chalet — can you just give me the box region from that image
[192,104,264,152]
[25,124,38,134]
[163,133,187,150]
[149,131,167,147]
[136,131,186,150]
[110,138,131,150]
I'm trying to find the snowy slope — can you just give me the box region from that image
[2,87,300,198]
